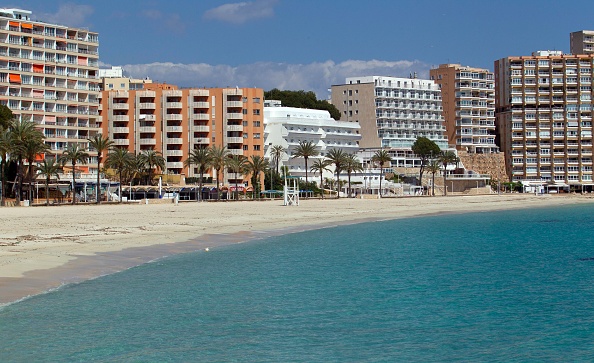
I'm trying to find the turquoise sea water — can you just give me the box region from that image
[2,204,594,362]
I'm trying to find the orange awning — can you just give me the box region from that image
[21,23,33,29]
[9,74,21,83]
[8,21,19,27]
[34,153,45,161]
[33,64,44,73]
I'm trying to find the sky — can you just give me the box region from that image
[11,0,594,97]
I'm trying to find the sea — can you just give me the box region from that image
[1,203,594,362]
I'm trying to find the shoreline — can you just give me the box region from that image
[1,194,593,306]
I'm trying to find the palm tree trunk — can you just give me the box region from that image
[320,173,324,199]
[335,170,340,199]
[96,157,101,204]
[234,171,239,201]
[443,167,447,196]
[45,177,50,206]
[432,173,435,196]
[304,157,308,185]
[72,162,76,205]
[379,167,383,198]
[216,168,221,201]
[198,169,203,202]
[119,170,123,203]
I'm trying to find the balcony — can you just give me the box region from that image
[112,103,129,110]
[137,90,156,97]
[227,125,243,132]
[227,137,243,143]
[191,114,209,120]
[193,126,210,132]
[139,138,156,145]
[194,137,210,144]
[165,114,182,121]
[228,149,243,155]
[167,162,184,169]
[166,102,183,109]
[166,138,183,144]
[192,102,209,108]
[111,115,129,122]
[138,126,156,133]
[112,127,129,133]
[226,101,243,107]
[226,113,242,119]
[166,126,183,132]
[141,114,156,121]
[138,102,155,109]
[166,150,184,157]
[112,139,129,146]
[189,89,209,96]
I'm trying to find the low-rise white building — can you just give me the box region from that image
[264,101,361,181]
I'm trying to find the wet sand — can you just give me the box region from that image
[1,194,592,305]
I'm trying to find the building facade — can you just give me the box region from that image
[495,51,594,186]
[430,64,497,153]
[0,8,101,172]
[331,76,448,168]
[100,85,265,186]
[570,30,594,55]
[263,100,361,179]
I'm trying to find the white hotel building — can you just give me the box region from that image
[264,100,361,179]
[331,76,449,169]
[0,8,101,169]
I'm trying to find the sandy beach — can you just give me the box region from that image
[1,194,593,305]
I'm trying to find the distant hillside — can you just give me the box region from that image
[265,89,341,120]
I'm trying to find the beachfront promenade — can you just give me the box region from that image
[1,194,593,305]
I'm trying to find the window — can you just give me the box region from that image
[253,121,260,127]
[254,133,260,139]
[242,109,247,114]
[243,145,248,150]
[242,97,247,103]
[120,83,125,88]
[243,120,248,126]
[254,145,260,151]
[252,97,260,103]
[108,83,113,89]
[253,109,260,115]
[243,133,248,139]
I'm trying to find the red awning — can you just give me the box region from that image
[8,21,19,27]
[9,74,21,83]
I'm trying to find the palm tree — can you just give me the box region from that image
[24,137,50,202]
[208,146,229,201]
[426,159,441,197]
[371,149,391,198]
[140,149,165,185]
[226,154,248,200]
[0,128,11,206]
[270,144,285,174]
[343,153,363,197]
[88,135,113,204]
[184,147,212,202]
[58,144,89,204]
[37,158,62,206]
[247,155,269,199]
[105,148,133,202]
[10,119,44,203]
[292,140,318,185]
[440,151,459,196]
[310,158,331,199]
[325,148,346,198]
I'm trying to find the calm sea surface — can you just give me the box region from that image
[2,203,594,362]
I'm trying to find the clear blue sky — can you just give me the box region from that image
[12,0,594,96]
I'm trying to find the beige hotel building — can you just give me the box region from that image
[0,8,101,173]
[430,64,497,154]
[100,83,265,186]
[495,50,594,187]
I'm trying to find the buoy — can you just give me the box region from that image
[205,247,209,252]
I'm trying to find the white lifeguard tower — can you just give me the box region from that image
[283,176,300,206]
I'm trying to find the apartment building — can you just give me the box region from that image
[100,85,265,185]
[331,76,448,168]
[263,100,361,179]
[99,66,152,91]
[495,51,594,186]
[430,64,498,153]
[0,8,101,171]
[570,30,594,55]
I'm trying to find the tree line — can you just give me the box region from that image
[264,89,341,120]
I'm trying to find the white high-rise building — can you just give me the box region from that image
[264,101,361,179]
[331,76,448,168]
[0,8,100,167]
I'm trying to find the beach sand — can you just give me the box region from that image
[1,194,592,305]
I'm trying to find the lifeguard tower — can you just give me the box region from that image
[283,176,300,206]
